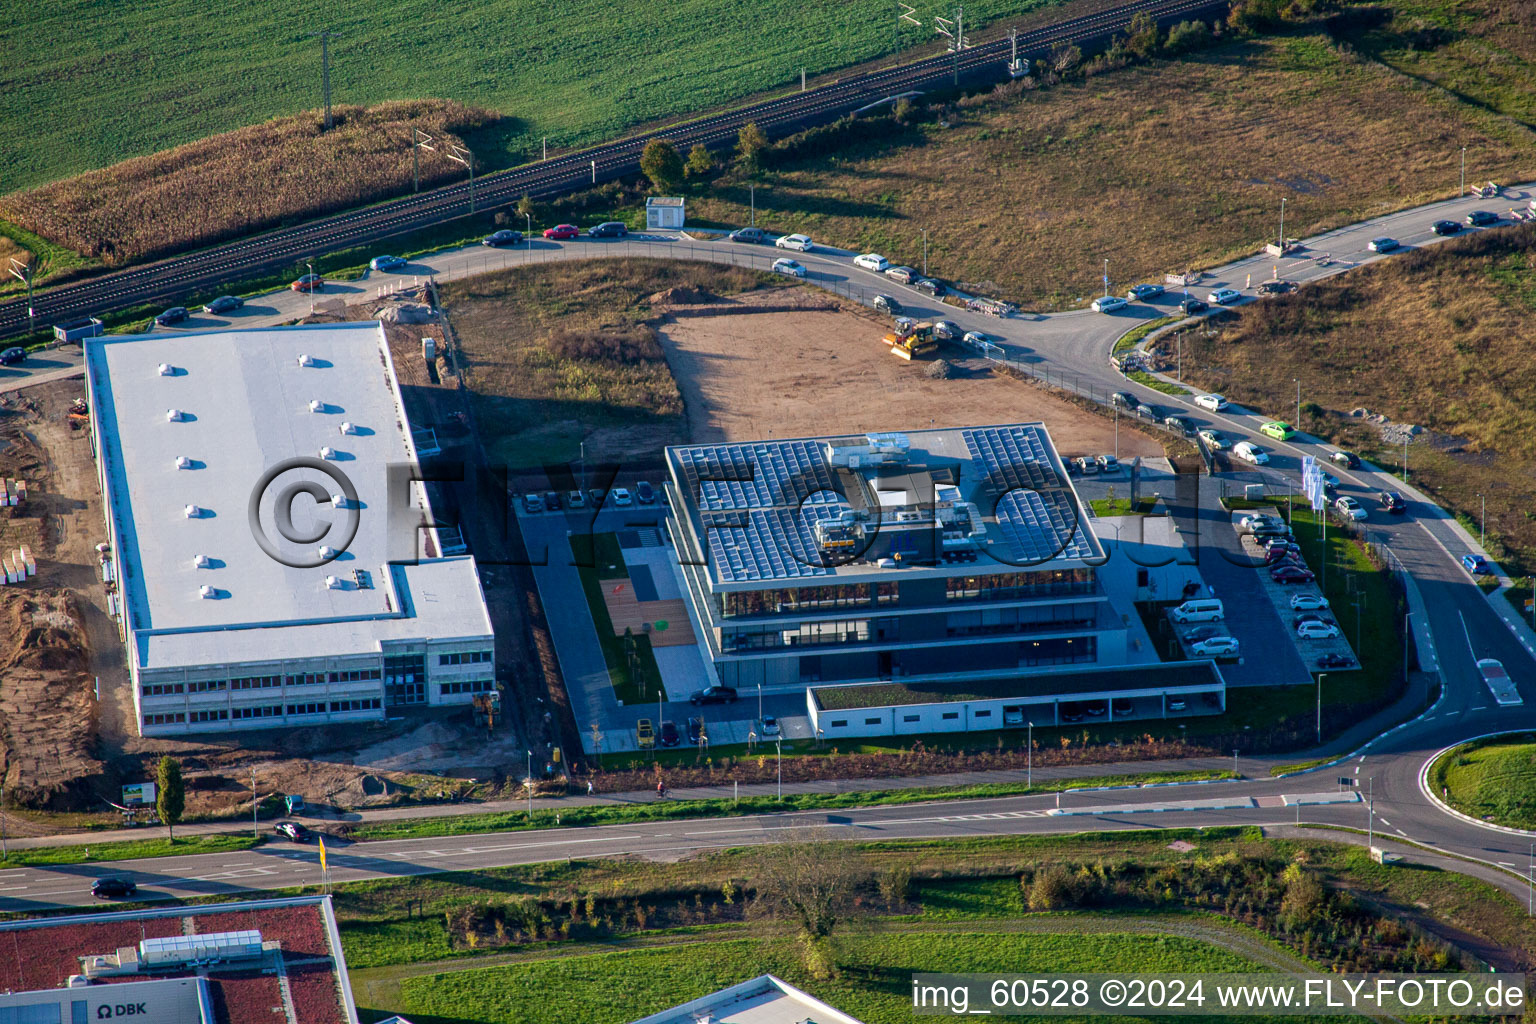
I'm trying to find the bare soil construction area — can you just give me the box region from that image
[654,287,1162,457]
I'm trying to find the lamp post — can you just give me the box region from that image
[1460,146,1467,196]
[1316,673,1325,744]
[1479,493,1486,549]
[922,228,929,277]
[1232,748,1239,779]
[749,183,755,228]
[1102,258,1109,299]
[757,681,763,724]
[1366,776,1375,851]
[526,750,533,818]
[1294,378,1300,428]
[306,261,315,316]
[251,766,259,839]
[525,212,532,250]
[579,440,585,493]
[1027,721,1033,788]
[1528,842,1534,916]
[1278,197,1286,255]
[775,736,782,801]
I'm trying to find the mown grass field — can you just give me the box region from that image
[0,0,1063,196]
[1430,733,1536,829]
[684,29,1536,308]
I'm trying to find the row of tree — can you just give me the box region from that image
[638,122,769,192]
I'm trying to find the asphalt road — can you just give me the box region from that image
[10,184,1536,914]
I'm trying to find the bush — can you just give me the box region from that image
[1026,865,1076,910]
[1163,19,1213,53]
[546,326,663,364]
[640,139,684,192]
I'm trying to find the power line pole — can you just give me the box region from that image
[443,143,475,213]
[307,30,343,131]
[7,260,34,337]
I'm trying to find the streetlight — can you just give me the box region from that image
[1294,378,1300,428]
[922,228,929,277]
[1528,842,1534,916]
[1027,720,1033,788]
[1366,776,1375,852]
[306,261,315,316]
[1316,672,1325,744]
[525,212,532,251]
[1232,749,1239,779]
[749,183,755,228]
[1278,197,1287,255]
[1460,146,1467,197]
[775,736,782,801]
[757,681,763,725]
[526,750,533,818]
[1102,258,1109,299]
[1479,493,1486,549]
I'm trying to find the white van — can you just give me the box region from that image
[1170,598,1224,624]
[854,253,890,273]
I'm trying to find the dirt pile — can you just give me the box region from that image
[647,285,717,306]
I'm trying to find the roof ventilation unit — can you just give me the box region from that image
[166,408,185,422]
[175,456,192,470]
[318,545,338,560]
[157,363,175,376]
[138,931,263,969]
[309,399,325,413]
[324,575,344,590]
[319,446,337,460]
[198,585,216,599]
[184,504,202,518]
[339,421,357,435]
[330,493,349,509]
[193,554,211,568]
[297,353,315,367]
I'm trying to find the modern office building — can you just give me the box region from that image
[85,322,495,737]
[627,974,863,1024]
[665,424,1224,717]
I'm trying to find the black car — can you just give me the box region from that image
[1331,450,1361,469]
[1163,414,1192,435]
[1466,210,1499,226]
[589,221,628,238]
[1182,625,1226,642]
[1060,704,1086,723]
[872,294,902,315]
[154,306,189,326]
[543,490,562,511]
[635,481,656,504]
[658,720,681,747]
[687,717,705,743]
[1430,219,1461,235]
[588,488,606,506]
[690,685,738,705]
[1293,612,1335,629]
[1317,652,1356,669]
[1110,391,1139,410]
[1179,297,1209,314]
[91,876,137,900]
[275,822,313,842]
[482,229,523,247]
[1083,700,1108,717]
[1380,491,1407,514]
[0,347,24,366]
[1135,403,1162,422]
[914,277,946,297]
[729,227,767,243]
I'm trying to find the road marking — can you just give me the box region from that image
[1378,819,1391,827]
[0,885,31,892]
[1395,830,1407,837]
[1497,861,1515,867]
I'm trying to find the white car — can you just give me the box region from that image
[759,716,781,737]
[1092,295,1128,313]
[853,253,890,272]
[1232,441,1269,464]
[1190,636,1240,658]
[771,257,806,278]
[962,330,994,351]
[1334,496,1367,521]
[1096,454,1120,474]
[609,487,633,507]
[1197,428,1229,450]
[1296,620,1341,640]
[1194,393,1228,412]
[1290,593,1330,611]
[775,233,812,251]
[1209,287,1242,305]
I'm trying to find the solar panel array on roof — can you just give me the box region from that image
[704,506,848,582]
[962,426,1060,495]
[962,426,1092,564]
[674,441,843,511]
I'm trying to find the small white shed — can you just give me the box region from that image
[645,196,685,230]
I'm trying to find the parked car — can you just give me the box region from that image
[543,490,562,511]
[610,487,633,507]
[853,253,890,272]
[1073,456,1100,475]
[690,685,738,705]
[1112,699,1135,717]
[1297,620,1341,640]
[1271,564,1317,584]
[728,226,768,243]
[885,266,917,284]
[589,222,628,238]
[154,306,189,326]
[566,490,586,509]
[1265,547,1304,567]
[1197,428,1229,450]
[275,822,313,842]
[1167,698,1189,712]
[588,487,606,506]
[1163,414,1193,435]
[203,295,244,314]
[370,254,409,271]
[0,347,24,366]
[1379,491,1407,513]
[932,320,961,340]
[1110,391,1139,410]
[1060,705,1085,723]
[658,720,681,747]
[1466,210,1499,226]
[1194,393,1228,412]
[771,257,806,278]
[521,492,544,514]
[482,229,523,247]
[636,481,657,504]
[544,224,581,240]
[1334,496,1367,521]
[1127,283,1164,301]
[914,277,946,296]
[1096,454,1120,474]
[1251,522,1293,541]
[1092,295,1128,313]
[759,716,781,737]
[1291,592,1330,610]
[962,330,995,350]
[1330,449,1361,469]
[687,717,705,744]
[1462,553,1491,575]
[1430,219,1461,235]
[1233,441,1269,464]
[1179,297,1209,314]
[1182,625,1227,642]
[1238,511,1282,530]
[1208,287,1242,305]
[1317,652,1356,668]
[290,273,325,292]
[1084,700,1108,717]
[776,233,813,251]
[1368,237,1398,253]
[872,294,902,315]
[91,876,137,900]
[1259,421,1295,440]
[1190,636,1240,658]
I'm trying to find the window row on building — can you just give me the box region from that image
[143,667,387,697]
[438,650,493,666]
[721,603,1099,653]
[440,679,496,695]
[944,569,1095,601]
[721,582,898,618]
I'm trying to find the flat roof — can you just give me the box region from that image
[628,974,863,1024]
[667,424,1102,589]
[811,662,1225,710]
[87,323,491,670]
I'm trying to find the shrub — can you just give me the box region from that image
[640,139,684,192]
[1163,19,1213,53]
[546,326,663,364]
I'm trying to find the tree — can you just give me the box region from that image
[156,756,185,841]
[515,193,537,220]
[685,143,715,179]
[1048,40,1083,75]
[640,140,684,192]
[752,835,859,976]
[736,122,770,172]
[1125,11,1160,58]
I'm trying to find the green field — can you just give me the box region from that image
[1431,734,1536,829]
[0,0,1059,194]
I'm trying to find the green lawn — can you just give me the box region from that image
[1,0,1063,194]
[1090,496,1161,516]
[1430,734,1536,829]
[0,833,259,869]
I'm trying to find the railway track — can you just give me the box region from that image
[0,0,1227,338]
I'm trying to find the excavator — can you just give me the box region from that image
[881,318,938,361]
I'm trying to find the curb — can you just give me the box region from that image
[1416,732,1536,839]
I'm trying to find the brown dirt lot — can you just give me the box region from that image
[656,287,1162,458]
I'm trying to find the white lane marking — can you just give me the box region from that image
[1379,819,1391,827]
[0,885,31,892]
[1394,830,1407,837]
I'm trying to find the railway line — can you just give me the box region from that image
[0,0,1227,339]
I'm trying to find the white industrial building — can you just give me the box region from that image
[645,196,686,229]
[627,974,863,1024]
[85,322,495,737]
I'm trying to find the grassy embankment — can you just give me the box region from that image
[1429,733,1536,829]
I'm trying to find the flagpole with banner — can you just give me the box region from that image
[318,835,329,893]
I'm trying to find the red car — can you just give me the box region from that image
[1271,565,1316,584]
[543,224,580,240]
[290,273,325,292]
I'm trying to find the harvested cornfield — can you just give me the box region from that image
[0,100,499,267]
